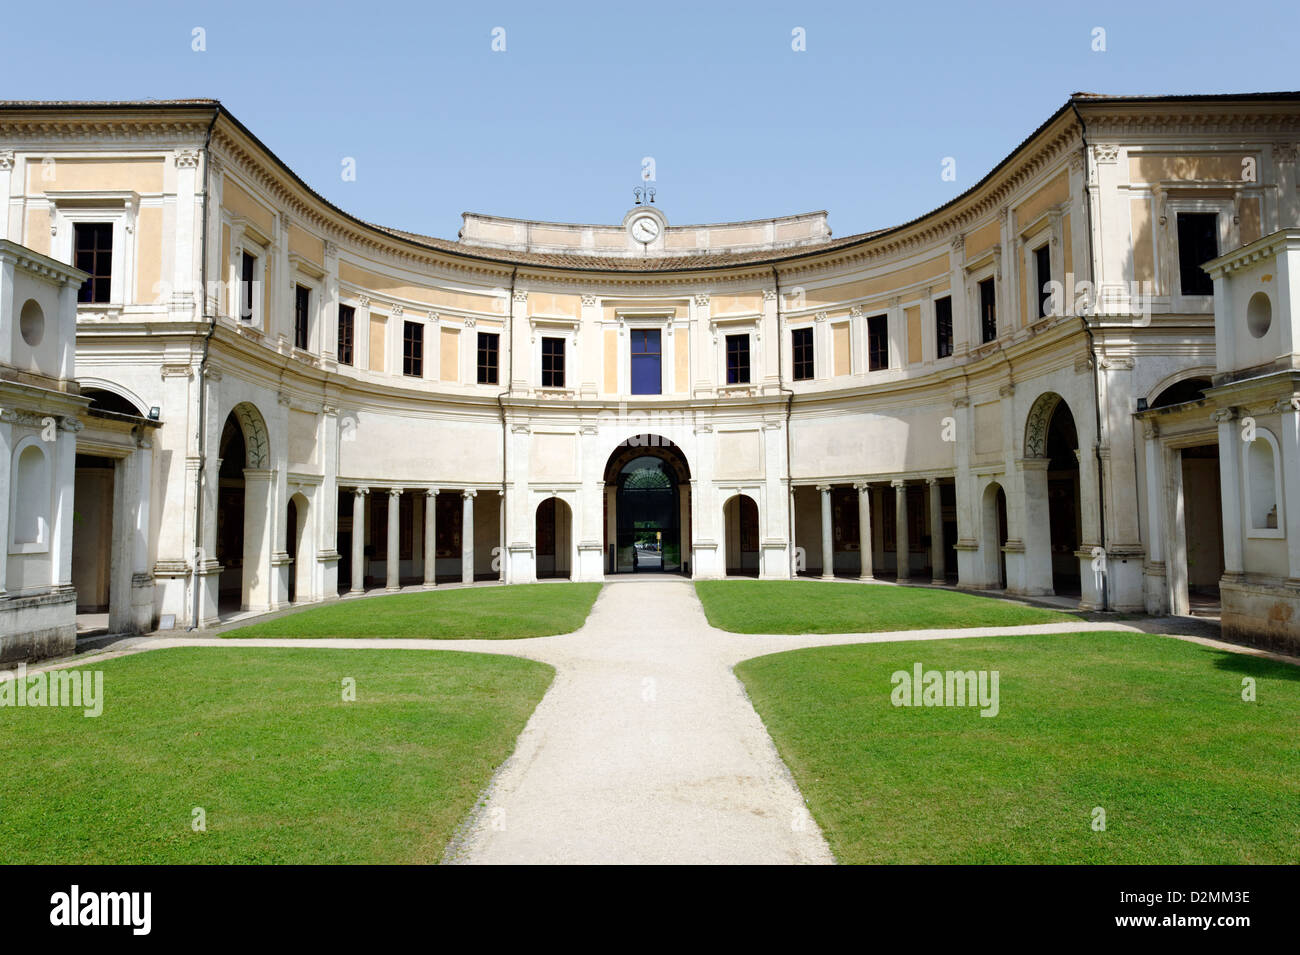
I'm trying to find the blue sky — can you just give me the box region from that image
[7,0,1297,239]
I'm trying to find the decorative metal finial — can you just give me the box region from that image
[634,184,657,205]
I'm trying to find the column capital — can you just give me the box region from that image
[463,488,478,499]
[388,487,404,498]
[426,487,440,497]
[891,479,907,489]
[815,483,833,493]
[853,481,871,492]
[353,485,369,496]
[925,477,940,486]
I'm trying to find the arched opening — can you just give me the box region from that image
[1044,401,1081,596]
[1150,376,1210,409]
[723,494,759,576]
[535,497,572,579]
[216,402,271,613]
[287,492,312,603]
[1024,392,1083,596]
[603,436,691,575]
[982,482,1008,589]
[82,387,146,417]
[12,441,51,547]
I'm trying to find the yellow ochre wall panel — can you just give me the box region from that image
[289,224,324,265]
[1013,171,1070,231]
[832,323,851,376]
[1129,153,1250,182]
[674,330,688,393]
[905,306,922,364]
[1130,198,1155,282]
[369,315,386,372]
[222,177,275,235]
[810,254,950,308]
[440,327,460,381]
[135,205,163,304]
[604,329,618,394]
[28,158,163,194]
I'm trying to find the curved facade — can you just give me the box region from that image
[2,93,1299,649]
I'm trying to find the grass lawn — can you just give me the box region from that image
[0,647,552,863]
[736,632,1300,863]
[224,582,601,639]
[696,580,1074,633]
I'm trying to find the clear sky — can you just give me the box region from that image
[6,0,1298,240]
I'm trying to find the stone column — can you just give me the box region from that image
[1020,458,1053,594]
[1142,422,1168,614]
[242,468,274,611]
[1214,409,1244,575]
[386,488,402,591]
[818,484,834,579]
[498,489,506,582]
[462,489,476,584]
[788,487,798,575]
[856,482,874,580]
[350,487,367,594]
[928,478,946,584]
[894,480,911,581]
[424,489,439,586]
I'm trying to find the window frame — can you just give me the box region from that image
[791,325,815,381]
[866,314,889,372]
[73,221,114,305]
[725,333,751,385]
[293,283,312,351]
[1033,243,1052,319]
[337,303,355,366]
[402,319,424,378]
[629,327,663,395]
[477,331,499,385]
[541,336,566,389]
[1175,210,1220,298]
[978,276,997,344]
[933,295,953,359]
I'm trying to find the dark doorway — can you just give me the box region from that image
[617,456,679,572]
[724,494,759,576]
[217,415,247,611]
[1045,400,1082,596]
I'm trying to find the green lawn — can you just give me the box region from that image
[0,647,552,863]
[696,580,1073,633]
[736,632,1300,864]
[224,583,602,639]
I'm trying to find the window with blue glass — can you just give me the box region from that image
[630,328,662,394]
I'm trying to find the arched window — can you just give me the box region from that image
[11,439,52,549]
[1245,430,1283,536]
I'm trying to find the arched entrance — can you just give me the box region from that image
[287,491,312,603]
[723,494,759,576]
[604,436,691,574]
[216,402,272,612]
[1024,392,1083,596]
[535,497,572,579]
[982,482,1008,589]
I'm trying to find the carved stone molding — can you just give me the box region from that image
[513,289,528,303]
[581,293,597,306]
[0,151,14,171]
[694,293,710,306]
[175,149,200,169]
[1092,144,1120,163]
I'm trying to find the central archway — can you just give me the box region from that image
[603,435,691,575]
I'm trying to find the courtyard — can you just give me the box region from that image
[6,579,1294,864]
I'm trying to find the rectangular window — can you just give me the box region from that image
[239,251,256,321]
[792,326,814,381]
[337,304,355,365]
[477,332,499,385]
[630,328,662,394]
[1034,244,1052,318]
[402,320,423,377]
[867,314,889,371]
[934,296,953,359]
[1177,212,1218,296]
[74,222,113,304]
[726,334,750,384]
[979,277,997,343]
[294,284,311,350]
[541,336,565,388]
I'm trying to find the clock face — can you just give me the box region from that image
[630,215,661,243]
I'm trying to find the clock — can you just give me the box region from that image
[629,214,661,244]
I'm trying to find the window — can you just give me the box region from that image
[294,284,311,350]
[726,334,750,384]
[239,251,257,321]
[1177,212,1218,296]
[541,336,565,388]
[402,320,424,377]
[631,328,662,395]
[337,304,355,365]
[979,277,997,343]
[934,296,953,359]
[1034,244,1052,318]
[477,332,499,384]
[792,326,814,381]
[867,314,889,371]
[74,222,113,304]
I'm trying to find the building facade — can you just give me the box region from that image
[2,93,1299,656]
